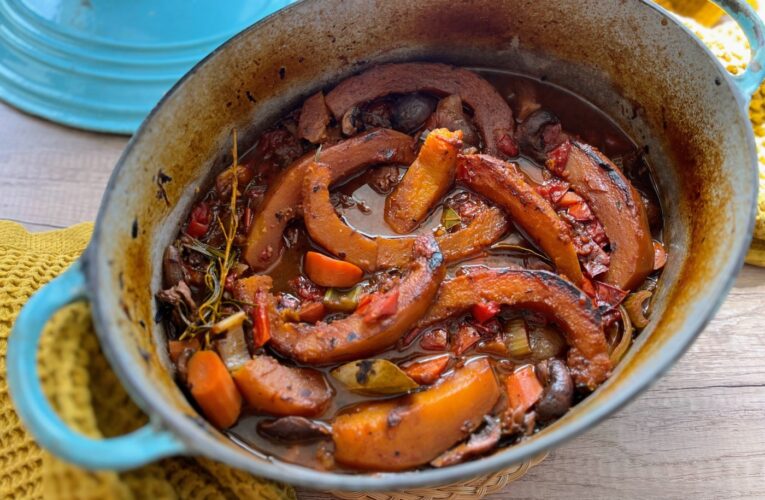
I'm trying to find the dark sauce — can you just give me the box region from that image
[169,69,663,472]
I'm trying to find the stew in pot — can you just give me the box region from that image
[157,63,665,472]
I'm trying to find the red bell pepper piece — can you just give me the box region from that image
[360,290,399,324]
[252,292,271,348]
[471,301,500,323]
[186,202,211,238]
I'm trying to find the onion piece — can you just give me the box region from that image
[608,305,633,365]
[623,290,653,329]
[210,310,246,334]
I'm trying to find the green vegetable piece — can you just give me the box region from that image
[505,318,532,358]
[441,207,461,230]
[323,286,362,313]
[331,359,419,395]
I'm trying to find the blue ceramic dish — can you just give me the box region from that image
[7,0,764,491]
[0,0,294,133]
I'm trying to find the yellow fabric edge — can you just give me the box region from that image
[0,221,94,255]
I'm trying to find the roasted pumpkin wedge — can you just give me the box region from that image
[548,141,654,289]
[244,129,416,270]
[232,355,333,417]
[269,236,445,364]
[324,63,516,156]
[457,154,585,286]
[385,128,462,234]
[332,357,500,471]
[303,163,508,271]
[419,269,611,389]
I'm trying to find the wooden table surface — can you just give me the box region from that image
[2,101,764,499]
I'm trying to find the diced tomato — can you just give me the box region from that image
[546,141,572,174]
[298,301,326,323]
[471,301,500,323]
[594,281,628,311]
[288,276,325,302]
[536,178,570,204]
[567,202,593,221]
[355,293,374,314]
[580,276,596,297]
[506,365,543,413]
[361,290,399,324]
[653,240,667,270]
[452,325,481,355]
[420,328,448,351]
[252,292,271,348]
[186,202,210,238]
[402,355,450,385]
[557,191,584,208]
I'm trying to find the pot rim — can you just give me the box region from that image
[85,0,759,491]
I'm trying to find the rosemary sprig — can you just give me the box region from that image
[180,129,242,345]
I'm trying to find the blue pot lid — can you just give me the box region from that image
[0,0,294,134]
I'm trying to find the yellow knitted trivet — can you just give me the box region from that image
[679,17,765,265]
[0,221,295,500]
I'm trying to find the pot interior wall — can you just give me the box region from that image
[89,0,755,486]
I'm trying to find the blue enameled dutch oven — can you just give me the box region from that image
[7,0,764,491]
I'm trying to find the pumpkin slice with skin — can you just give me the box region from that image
[418,269,611,390]
[324,62,516,157]
[244,129,416,270]
[548,141,654,290]
[457,154,585,286]
[268,236,445,365]
[302,162,509,271]
[232,355,333,417]
[332,357,500,471]
[385,128,462,234]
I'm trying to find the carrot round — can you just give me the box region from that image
[304,251,364,288]
[187,350,242,429]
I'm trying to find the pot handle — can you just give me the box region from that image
[711,0,765,99]
[7,260,188,470]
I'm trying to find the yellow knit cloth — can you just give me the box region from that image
[0,221,295,500]
[678,17,765,265]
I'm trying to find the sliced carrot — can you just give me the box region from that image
[402,355,450,385]
[505,365,543,414]
[187,350,242,428]
[304,251,364,288]
[298,301,326,323]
